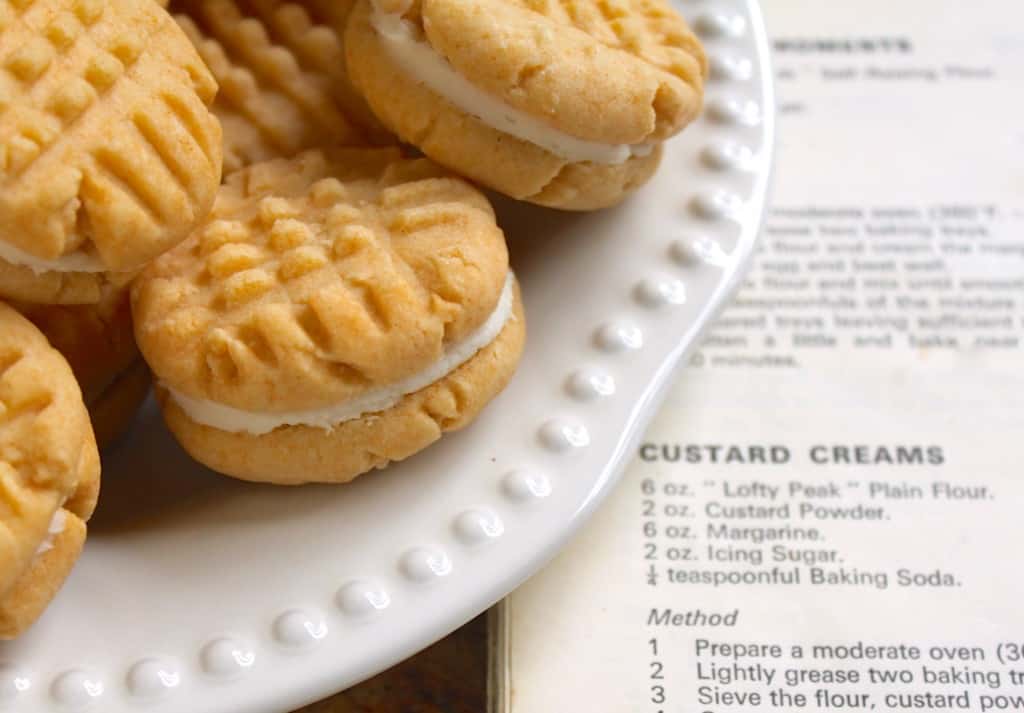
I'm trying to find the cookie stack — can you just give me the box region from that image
[0,0,222,637]
[0,0,705,635]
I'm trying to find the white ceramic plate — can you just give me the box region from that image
[0,2,773,710]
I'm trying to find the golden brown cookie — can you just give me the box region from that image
[0,302,100,638]
[344,0,705,210]
[172,0,390,174]
[14,290,150,450]
[133,147,524,483]
[0,0,223,304]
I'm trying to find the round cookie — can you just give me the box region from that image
[0,303,100,638]
[344,0,706,210]
[172,0,390,174]
[133,147,525,484]
[14,290,150,450]
[0,0,223,304]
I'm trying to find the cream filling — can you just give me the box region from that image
[370,11,654,165]
[34,509,67,558]
[0,239,106,275]
[166,273,517,436]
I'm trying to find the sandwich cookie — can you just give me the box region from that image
[132,147,525,484]
[173,0,390,175]
[0,0,222,304]
[15,290,150,450]
[344,0,706,210]
[0,303,100,638]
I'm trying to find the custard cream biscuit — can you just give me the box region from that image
[345,0,706,210]
[133,147,525,484]
[0,302,100,638]
[172,0,390,175]
[0,0,222,304]
[15,290,150,449]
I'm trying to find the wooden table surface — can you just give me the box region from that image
[293,616,486,713]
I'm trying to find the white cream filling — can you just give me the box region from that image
[370,11,653,165]
[34,509,67,558]
[167,273,517,435]
[0,238,106,275]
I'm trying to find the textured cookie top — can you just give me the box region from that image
[368,0,706,145]
[133,147,510,412]
[0,0,222,271]
[13,288,139,405]
[0,302,99,601]
[173,0,387,174]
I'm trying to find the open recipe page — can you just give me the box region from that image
[492,1,1024,712]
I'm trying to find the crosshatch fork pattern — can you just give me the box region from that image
[132,148,510,411]
[0,0,220,270]
[513,0,707,86]
[0,309,85,579]
[172,0,381,174]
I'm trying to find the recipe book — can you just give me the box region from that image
[489,1,1024,712]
